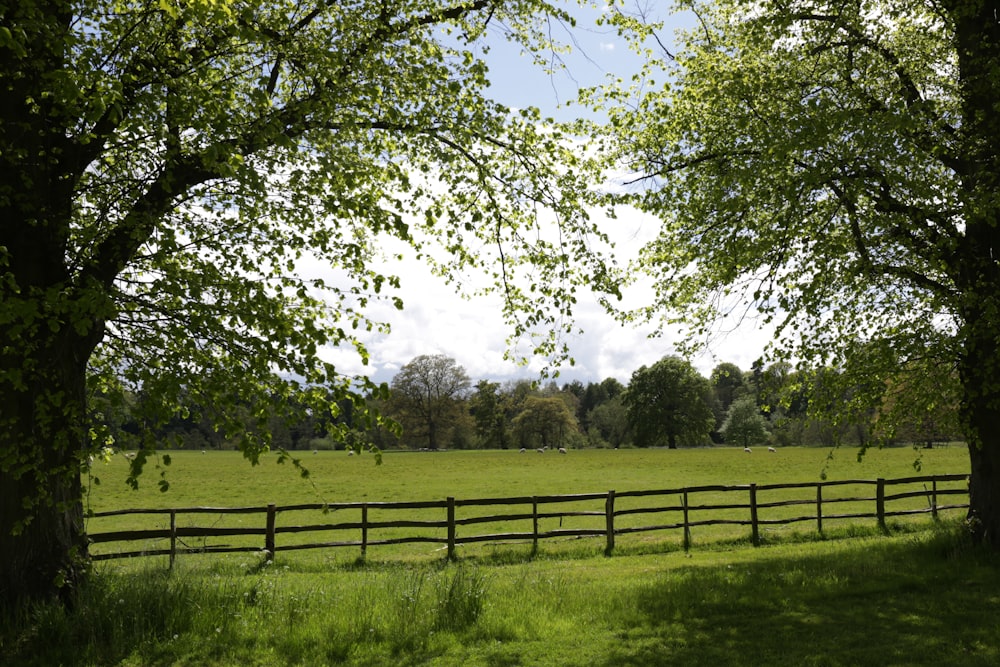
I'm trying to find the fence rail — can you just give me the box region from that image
[87,473,970,565]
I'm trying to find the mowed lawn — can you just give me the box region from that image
[85,445,970,564]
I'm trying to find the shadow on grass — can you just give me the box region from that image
[598,529,1000,666]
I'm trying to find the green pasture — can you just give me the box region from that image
[3,444,994,667]
[85,445,970,564]
[6,523,1000,666]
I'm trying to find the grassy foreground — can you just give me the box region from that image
[3,446,987,665]
[3,522,1000,666]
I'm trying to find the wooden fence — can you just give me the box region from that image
[87,473,969,566]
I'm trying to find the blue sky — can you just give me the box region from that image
[321,3,774,387]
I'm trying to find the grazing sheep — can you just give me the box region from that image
[744,447,752,453]
[558,447,567,454]
[768,446,777,453]
[537,448,545,453]
[347,449,355,456]
[313,449,318,454]
[201,450,206,454]
[519,448,527,453]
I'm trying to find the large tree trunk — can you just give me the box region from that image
[0,438,88,608]
[950,0,1000,547]
[960,315,1000,546]
[0,329,98,609]
[0,1,100,610]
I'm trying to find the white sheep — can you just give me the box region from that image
[744,447,752,453]
[558,447,567,454]
[347,449,355,456]
[768,446,777,453]
[519,448,527,453]
[537,448,545,453]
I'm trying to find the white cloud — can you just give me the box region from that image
[315,199,775,387]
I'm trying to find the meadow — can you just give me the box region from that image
[6,444,998,667]
[84,445,970,563]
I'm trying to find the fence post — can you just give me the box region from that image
[816,485,823,534]
[682,491,691,552]
[931,479,939,519]
[532,497,539,554]
[447,496,456,560]
[876,478,887,532]
[169,510,177,569]
[750,484,760,546]
[361,503,368,560]
[265,503,276,558]
[605,490,616,555]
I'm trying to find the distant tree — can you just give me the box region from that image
[563,380,586,402]
[882,365,962,449]
[623,356,715,449]
[710,363,746,416]
[512,396,577,449]
[587,396,630,448]
[579,377,626,430]
[390,355,471,449]
[600,377,626,400]
[470,380,510,449]
[750,361,794,415]
[720,396,771,448]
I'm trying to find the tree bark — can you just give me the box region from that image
[951,0,1000,547]
[960,313,1000,545]
[0,327,99,609]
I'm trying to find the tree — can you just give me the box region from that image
[720,396,771,448]
[600,0,1000,544]
[390,355,471,449]
[578,377,625,430]
[470,380,510,449]
[512,395,577,449]
[623,356,715,449]
[710,363,746,417]
[0,0,617,607]
[709,361,745,441]
[586,395,630,448]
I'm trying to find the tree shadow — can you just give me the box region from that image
[599,535,1000,666]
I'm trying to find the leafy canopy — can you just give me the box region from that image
[1,0,619,478]
[591,0,973,435]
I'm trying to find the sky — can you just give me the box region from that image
[324,3,776,388]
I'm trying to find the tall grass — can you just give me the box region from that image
[4,520,1000,666]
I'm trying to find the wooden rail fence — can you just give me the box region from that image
[87,473,969,566]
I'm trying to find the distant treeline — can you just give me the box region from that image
[96,353,962,453]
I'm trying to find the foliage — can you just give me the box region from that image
[720,396,770,447]
[710,362,746,420]
[511,395,578,448]
[1,0,621,604]
[623,356,715,448]
[469,380,511,449]
[595,0,1000,542]
[586,395,630,448]
[389,355,471,449]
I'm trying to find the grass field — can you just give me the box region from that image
[86,444,969,510]
[84,445,971,564]
[4,444,997,666]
